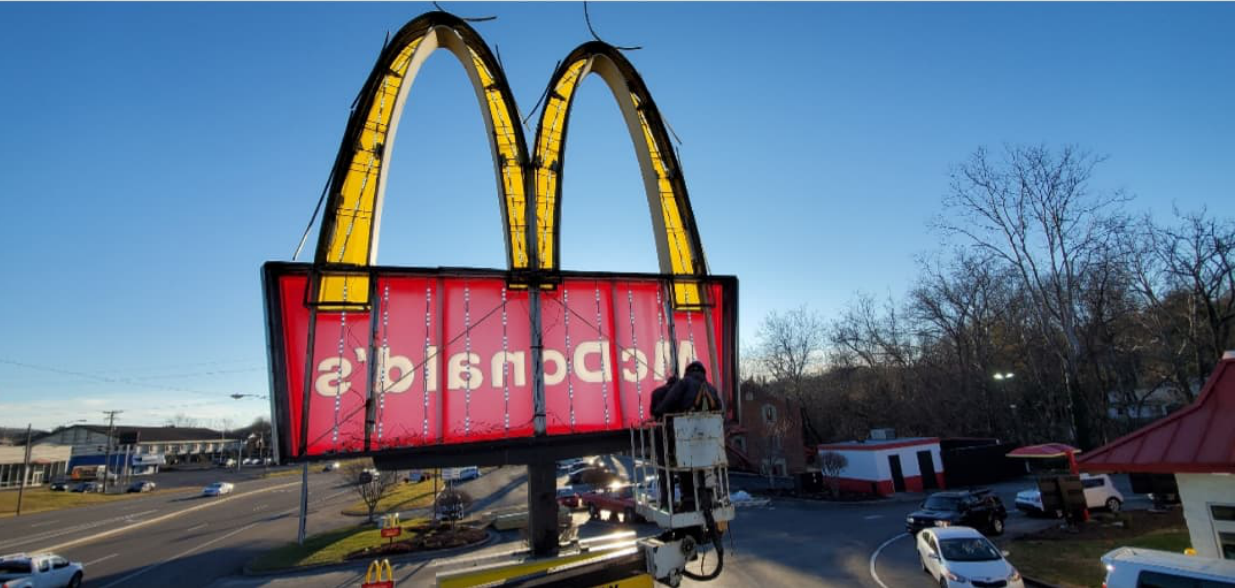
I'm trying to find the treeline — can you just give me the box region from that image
[751,145,1234,450]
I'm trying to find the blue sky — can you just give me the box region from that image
[1,2,1232,431]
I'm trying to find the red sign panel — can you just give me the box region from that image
[380,527,403,538]
[263,263,737,460]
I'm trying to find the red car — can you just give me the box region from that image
[557,485,589,509]
[579,484,643,523]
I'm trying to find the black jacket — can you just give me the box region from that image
[653,371,720,416]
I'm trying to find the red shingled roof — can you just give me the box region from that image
[1079,356,1235,474]
[1007,443,1080,459]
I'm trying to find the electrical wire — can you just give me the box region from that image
[432,2,496,22]
[584,1,642,51]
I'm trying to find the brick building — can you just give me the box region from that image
[728,383,806,477]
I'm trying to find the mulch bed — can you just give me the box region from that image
[346,522,488,559]
[1016,508,1184,542]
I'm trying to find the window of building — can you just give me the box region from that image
[732,435,747,453]
[1212,504,1235,561]
[762,405,777,425]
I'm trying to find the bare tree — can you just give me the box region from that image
[755,305,827,441]
[817,451,848,496]
[1157,208,1235,386]
[941,144,1128,448]
[165,413,199,428]
[343,460,400,522]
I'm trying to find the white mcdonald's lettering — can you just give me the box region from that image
[312,340,698,397]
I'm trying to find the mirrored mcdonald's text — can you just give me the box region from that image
[312,339,701,397]
[265,267,736,455]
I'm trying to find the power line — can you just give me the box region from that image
[0,358,237,397]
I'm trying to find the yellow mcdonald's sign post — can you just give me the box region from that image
[380,514,402,543]
[363,558,395,588]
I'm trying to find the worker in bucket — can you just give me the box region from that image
[652,360,721,511]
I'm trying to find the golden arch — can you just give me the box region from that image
[313,12,530,306]
[531,42,709,307]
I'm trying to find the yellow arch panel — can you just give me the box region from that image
[314,13,530,307]
[531,44,708,307]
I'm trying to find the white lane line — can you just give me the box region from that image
[98,522,260,588]
[864,515,883,520]
[186,523,208,532]
[869,533,908,588]
[83,553,120,567]
[35,481,299,553]
[30,520,60,528]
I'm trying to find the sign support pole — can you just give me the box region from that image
[298,462,309,545]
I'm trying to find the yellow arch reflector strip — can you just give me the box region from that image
[319,31,529,306]
[533,57,700,308]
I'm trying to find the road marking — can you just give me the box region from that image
[30,519,59,527]
[0,510,154,550]
[84,553,119,567]
[34,481,299,553]
[97,522,259,588]
[863,515,883,520]
[869,532,908,588]
[186,523,208,532]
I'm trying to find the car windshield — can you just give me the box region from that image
[939,538,1002,562]
[0,561,33,574]
[924,496,961,511]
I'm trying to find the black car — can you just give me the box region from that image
[905,489,1007,536]
[49,479,69,491]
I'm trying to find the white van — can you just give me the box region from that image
[1102,547,1235,587]
[442,467,480,482]
[1016,473,1125,515]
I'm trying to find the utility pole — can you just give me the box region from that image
[101,410,122,493]
[16,424,32,516]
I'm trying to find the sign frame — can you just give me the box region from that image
[263,261,739,467]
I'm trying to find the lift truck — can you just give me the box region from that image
[434,413,735,587]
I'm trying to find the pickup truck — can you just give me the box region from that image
[0,553,84,588]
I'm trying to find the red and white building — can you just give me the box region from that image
[1080,351,1235,561]
[817,437,945,496]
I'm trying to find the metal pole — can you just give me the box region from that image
[297,462,309,545]
[101,410,121,493]
[16,424,32,517]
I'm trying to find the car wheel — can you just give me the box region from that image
[939,576,949,588]
[588,504,600,520]
[68,571,83,588]
[990,517,1005,536]
[624,507,638,524]
[1106,497,1122,512]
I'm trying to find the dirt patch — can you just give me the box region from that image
[345,523,487,559]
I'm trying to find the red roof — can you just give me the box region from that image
[1007,443,1080,459]
[1079,356,1235,474]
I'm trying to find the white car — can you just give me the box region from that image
[916,526,1024,588]
[0,552,84,588]
[442,467,480,481]
[201,482,234,497]
[1102,547,1235,588]
[1015,473,1125,515]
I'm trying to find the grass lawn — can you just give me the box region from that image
[249,518,445,571]
[1007,511,1191,587]
[341,479,436,517]
[0,487,179,518]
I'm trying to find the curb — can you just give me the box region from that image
[35,480,301,553]
[241,527,499,577]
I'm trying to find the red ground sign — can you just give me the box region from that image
[264,263,737,461]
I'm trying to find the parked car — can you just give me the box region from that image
[579,483,645,524]
[322,461,341,472]
[404,470,432,483]
[70,482,101,493]
[442,467,480,482]
[556,485,590,509]
[127,481,156,493]
[1015,473,1125,516]
[48,479,69,492]
[0,552,84,588]
[358,468,381,484]
[906,489,1007,536]
[1102,547,1235,588]
[916,526,1024,588]
[202,482,234,497]
[216,458,236,468]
